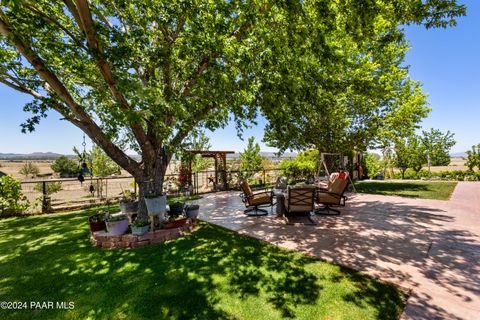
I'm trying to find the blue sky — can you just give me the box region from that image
[0,1,478,154]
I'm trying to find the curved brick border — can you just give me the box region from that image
[91,221,195,249]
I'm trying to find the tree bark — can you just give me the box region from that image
[135,153,171,219]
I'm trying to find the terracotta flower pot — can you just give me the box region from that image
[89,220,106,232]
[163,217,188,229]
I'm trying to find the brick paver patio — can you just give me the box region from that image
[194,182,480,320]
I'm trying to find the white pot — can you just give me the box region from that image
[144,195,167,222]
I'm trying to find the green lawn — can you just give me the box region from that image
[0,207,406,319]
[354,180,458,200]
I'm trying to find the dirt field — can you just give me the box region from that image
[429,157,468,172]
[0,160,57,180]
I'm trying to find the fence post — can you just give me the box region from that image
[263,169,266,185]
[41,181,47,213]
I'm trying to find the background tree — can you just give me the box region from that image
[393,137,426,178]
[19,161,40,178]
[279,149,318,181]
[73,145,121,177]
[51,155,79,176]
[34,181,62,196]
[0,1,466,217]
[420,128,456,166]
[90,146,121,178]
[465,144,480,171]
[179,131,212,173]
[239,137,262,179]
[262,18,430,156]
[362,153,382,179]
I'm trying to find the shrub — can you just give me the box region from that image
[51,156,79,176]
[34,181,62,196]
[19,161,40,178]
[0,175,30,216]
[362,153,381,179]
[391,169,479,181]
[279,150,318,181]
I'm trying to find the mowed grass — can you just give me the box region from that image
[355,181,458,200]
[0,207,406,320]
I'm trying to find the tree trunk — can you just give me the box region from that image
[401,168,406,180]
[135,156,170,219]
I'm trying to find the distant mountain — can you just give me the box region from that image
[450,152,467,158]
[0,152,70,160]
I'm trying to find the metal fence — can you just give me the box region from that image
[20,168,283,213]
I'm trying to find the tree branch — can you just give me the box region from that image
[0,77,43,99]
[0,13,140,175]
[73,0,155,160]
[180,3,272,98]
[21,1,88,51]
[180,53,220,97]
[170,103,218,148]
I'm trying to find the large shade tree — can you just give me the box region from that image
[0,1,466,216]
[262,18,431,155]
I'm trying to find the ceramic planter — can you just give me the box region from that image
[169,203,185,216]
[144,195,167,222]
[163,217,188,229]
[131,225,149,236]
[119,200,138,214]
[120,200,139,222]
[106,218,129,236]
[185,205,200,220]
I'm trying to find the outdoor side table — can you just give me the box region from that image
[274,191,286,216]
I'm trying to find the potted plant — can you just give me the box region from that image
[119,190,138,221]
[185,204,200,221]
[106,214,129,236]
[88,212,106,232]
[168,201,185,216]
[131,218,149,236]
[144,192,167,222]
[163,203,188,229]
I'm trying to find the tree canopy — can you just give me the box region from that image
[420,128,456,166]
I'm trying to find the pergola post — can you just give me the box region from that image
[184,150,234,192]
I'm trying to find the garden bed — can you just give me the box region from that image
[91,221,194,249]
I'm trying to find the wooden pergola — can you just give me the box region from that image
[186,150,235,190]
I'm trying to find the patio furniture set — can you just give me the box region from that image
[239,172,350,221]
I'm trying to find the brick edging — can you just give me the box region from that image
[90,221,195,249]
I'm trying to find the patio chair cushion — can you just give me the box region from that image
[317,193,341,204]
[239,180,253,197]
[329,172,340,183]
[249,193,272,206]
[284,186,315,213]
[329,179,345,194]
